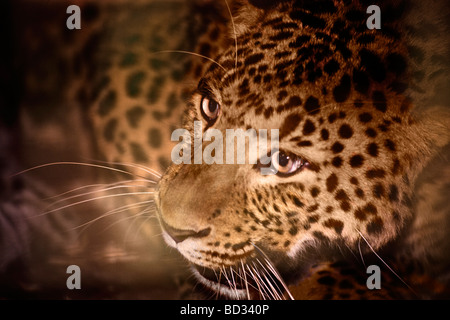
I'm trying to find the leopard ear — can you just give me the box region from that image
[230,0,289,36]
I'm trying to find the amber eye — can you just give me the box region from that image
[200,96,220,122]
[271,151,306,175]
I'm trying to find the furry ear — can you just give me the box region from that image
[231,1,265,37]
[230,0,288,37]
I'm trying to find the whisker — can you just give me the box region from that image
[250,262,272,300]
[246,264,266,300]
[342,241,361,264]
[71,200,154,231]
[250,242,294,300]
[255,258,284,300]
[229,266,240,299]
[44,182,110,201]
[98,210,159,244]
[358,237,366,268]
[45,184,153,210]
[253,259,283,300]
[230,264,244,297]
[221,266,238,299]
[11,161,141,178]
[75,211,137,237]
[251,263,275,300]
[233,261,259,294]
[36,192,154,216]
[240,259,251,300]
[152,50,227,73]
[91,159,162,180]
[233,265,245,296]
[213,268,221,300]
[261,257,294,300]
[220,266,231,289]
[357,230,419,297]
[134,207,158,235]
[224,0,238,71]
[122,207,155,244]
[261,270,283,300]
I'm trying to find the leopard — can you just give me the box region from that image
[1,0,449,300]
[154,0,450,299]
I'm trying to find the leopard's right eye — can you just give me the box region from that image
[200,96,220,123]
[271,151,307,176]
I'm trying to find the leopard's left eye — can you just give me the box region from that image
[272,151,306,176]
[200,96,220,123]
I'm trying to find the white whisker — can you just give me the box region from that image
[358,237,366,268]
[357,230,418,297]
[252,263,275,300]
[44,182,109,201]
[221,266,239,299]
[91,159,162,180]
[45,184,153,211]
[100,210,159,243]
[240,259,251,300]
[231,261,259,294]
[44,179,155,203]
[229,266,240,299]
[11,161,141,179]
[123,207,155,243]
[134,208,158,235]
[255,258,284,300]
[36,192,154,216]
[224,0,238,71]
[234,265,245,295]
[252,261,280,300]
[213,268,221,300]
[71,200,154,231]
[250,262,273,299]
[250,242,294,300]
[220,266,231,289]
[246,264,267,300]
[152,50,227,73]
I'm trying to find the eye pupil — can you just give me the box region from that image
[201,97,220,122]
[269,150,306,176]
[208,100,218,113]
[278,153,290,167]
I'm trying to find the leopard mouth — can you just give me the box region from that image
[190,263,253,299]
[190,259,293,300]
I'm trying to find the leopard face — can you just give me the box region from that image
[155,0,449,298]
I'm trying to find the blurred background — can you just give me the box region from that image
[0,0,217,299]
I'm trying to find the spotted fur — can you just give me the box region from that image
[156,0,450,299]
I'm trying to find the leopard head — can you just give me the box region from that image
[155,0,449,298]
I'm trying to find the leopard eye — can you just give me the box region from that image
[200,96,220,122]
[271,151,306,176]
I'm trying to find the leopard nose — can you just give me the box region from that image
[161,220,211,244]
